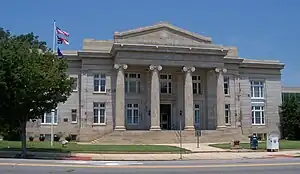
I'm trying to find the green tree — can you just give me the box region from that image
[0,28,73,157]
[280,96,300,140]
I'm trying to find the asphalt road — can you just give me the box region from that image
[0,157,300,174]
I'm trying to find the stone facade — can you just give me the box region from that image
[26,22,284,141]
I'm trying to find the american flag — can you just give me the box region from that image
[56,27,69,37]
[57,36,69,45]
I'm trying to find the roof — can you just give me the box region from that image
[282,86,300,93]
[114,21,212,43]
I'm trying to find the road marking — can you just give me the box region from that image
[57,160,144,166]
[105,163,120,166]
[1,162,300,169]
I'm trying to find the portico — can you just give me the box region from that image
[113,63,228,131]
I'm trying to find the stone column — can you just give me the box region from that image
[114,64,128,130]
[149,65,162,130]
[80,70,88,128]
[215,67,227,128]
[183,66,196,130]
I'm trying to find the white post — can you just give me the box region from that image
[50,110,54,147]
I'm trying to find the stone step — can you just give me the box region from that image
[90,128,249,144]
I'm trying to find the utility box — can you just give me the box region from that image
[266,133,279,152]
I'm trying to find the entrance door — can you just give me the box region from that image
[160,104,171,130]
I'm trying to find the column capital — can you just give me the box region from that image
[214,67,227,73]
[114,64,128,70]
[149,65,162,71]
[182,66,195,73]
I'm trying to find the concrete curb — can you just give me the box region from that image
[0,150,299,161]
[1,155,296,161]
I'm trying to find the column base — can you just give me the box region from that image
[115,126,126,131]
[184,126,195,130]
[150,126,161,131]
[217,125,227,130]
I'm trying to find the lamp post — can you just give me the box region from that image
[50,109,54,147]
[179,110,183,160]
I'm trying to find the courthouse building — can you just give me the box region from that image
[27,22,284,142]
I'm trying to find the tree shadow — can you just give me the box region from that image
[0,145,73,160]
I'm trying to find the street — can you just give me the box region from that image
[0,158,300,173]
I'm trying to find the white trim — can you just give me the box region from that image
[192,75,202,95]
[225,104,231,125]
[251,101,265,104]
[93,73,107,93]
[70,76,78,92]
[126,103,139,125]
[125,72,141,93]
[41,109,58,124]
[71,109,77,123]
[93,102,106,125]
[160,74,172,94]
[224,76,230,96]
[250,80,264,99]
[41,123,58,125]
[194,104,200,124]
[251,105,265,125]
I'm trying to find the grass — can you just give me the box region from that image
[209,140,300,150]
[0,141,188,153]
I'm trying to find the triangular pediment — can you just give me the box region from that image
[114,22,213,47]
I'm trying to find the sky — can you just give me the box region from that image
[1,0,299,86]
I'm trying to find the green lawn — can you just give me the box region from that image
[0,141,188,153]
[209,140,300,150]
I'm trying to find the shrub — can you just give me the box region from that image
[39,135,45,141]
[29,136,34,141]
[65,136,71,141]
[54,134,60,142]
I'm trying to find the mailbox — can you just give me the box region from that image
[266,133,279,152]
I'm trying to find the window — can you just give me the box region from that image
[194,104,200,124]
[160,74,172,94]
[192,76,202,94]
[224,77,229,95]
[42,109,58,124]
[225,104,230,124]
[70,77,78,91]
[94,73,106,92]
[125,73,140,93]
[71,109,77,123]
[251,106,265,125]
[126,104,139,125]
[93,102,106,124]
[250,81,264,98]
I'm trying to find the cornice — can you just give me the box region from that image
[78,50,112,58]
[240,62,284,69]
[111,43,229,56]
[282,86,300,93]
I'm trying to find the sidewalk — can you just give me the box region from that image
[156,143,227,152]
[74,151,300,160]
[0,150,299,161]
[155,143,265,153]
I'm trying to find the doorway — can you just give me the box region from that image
[160,104,172,130]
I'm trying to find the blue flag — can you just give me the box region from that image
[57,47,63,58]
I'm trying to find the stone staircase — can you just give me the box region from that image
[90,128,249,144]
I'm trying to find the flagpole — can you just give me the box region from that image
[51,20,56,147]
[52,20,56,53]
